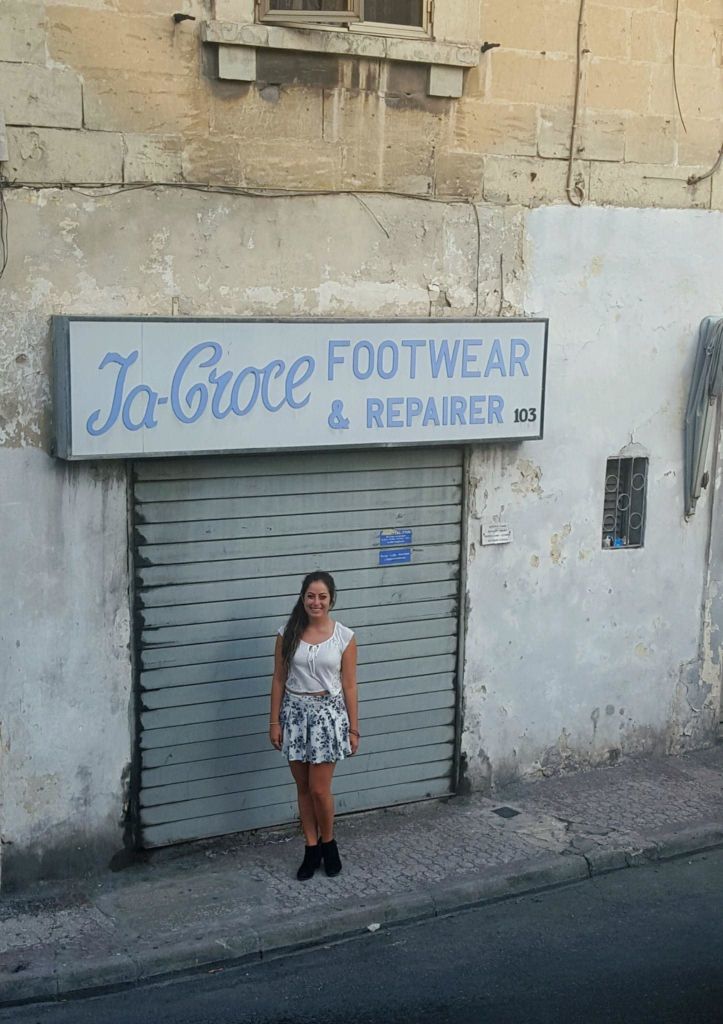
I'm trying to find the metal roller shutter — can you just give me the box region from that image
[133,447,463,848]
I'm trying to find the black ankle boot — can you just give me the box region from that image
[321,838,342,877]
[296,844,322,881]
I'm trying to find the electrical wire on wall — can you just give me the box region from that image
[1,178,477,203]
[687,143,723,187]
[0,179,8,282]
[673,0,687,134]
[566,0,588,206]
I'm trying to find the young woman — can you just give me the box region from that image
[269,571,359,881]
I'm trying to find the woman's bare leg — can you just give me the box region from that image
[308,762,337,843]
[289,761,318,845]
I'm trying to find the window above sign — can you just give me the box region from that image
[259,0,362,25]
[258,1,430,37]
[203,0,477,98]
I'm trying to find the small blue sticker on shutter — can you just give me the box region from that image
[379,548,412,566]
[379,528,413,546]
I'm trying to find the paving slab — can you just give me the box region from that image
[1,745,722,1007]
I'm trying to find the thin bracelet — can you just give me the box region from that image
[349,729,360,737]
[269,722,280,727]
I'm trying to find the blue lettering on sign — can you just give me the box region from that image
[327,336,531,382]
[379,548,412,566]
[365,394,504,428]
[379,528,413,546]
[83,332,534,441]
[86,343,316,436]
[86,351,139,436]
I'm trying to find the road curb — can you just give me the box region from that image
[430,853,591,915]
[2,829,722,1009]
[648,824,723,861]
[0,963,58,1007]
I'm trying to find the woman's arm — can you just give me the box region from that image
[269,634,286,750]
[341,637,359,754]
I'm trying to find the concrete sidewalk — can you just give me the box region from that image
[2,745,722,1007]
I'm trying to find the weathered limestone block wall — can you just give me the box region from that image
[0,0,721,205]
[455,0,723,208]
[460,205,723,789]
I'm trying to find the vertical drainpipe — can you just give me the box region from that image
[701,401,723,739]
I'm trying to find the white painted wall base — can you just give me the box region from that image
[0,449,131,887]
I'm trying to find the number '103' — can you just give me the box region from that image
[514,407,537,423]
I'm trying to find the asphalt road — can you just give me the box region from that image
[5,847,723,1024]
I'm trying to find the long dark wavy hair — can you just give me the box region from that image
[281,571,337,674]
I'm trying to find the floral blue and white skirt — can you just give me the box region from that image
[280,691,351,764]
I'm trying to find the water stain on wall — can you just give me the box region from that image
[550,523,572,565]
[511,458,543,497]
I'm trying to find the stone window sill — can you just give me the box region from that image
[201,20,478,98]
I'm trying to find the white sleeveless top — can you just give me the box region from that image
[278,621,355,696]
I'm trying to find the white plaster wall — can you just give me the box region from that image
[0,449,131,886]
[2,186,721,881]
[461,206,723,788]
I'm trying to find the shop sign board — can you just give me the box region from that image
[52,317,548,460]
